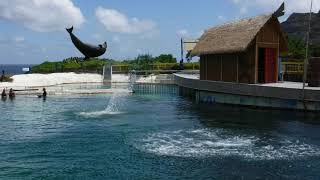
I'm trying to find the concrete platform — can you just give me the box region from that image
[174,74,320,111]
[176,73,320,91]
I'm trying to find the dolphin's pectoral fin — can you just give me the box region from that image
[66,26,74,34]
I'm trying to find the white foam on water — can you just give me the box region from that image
[133,129,320,160]
[78,94,125,118]
[79,110,124,118]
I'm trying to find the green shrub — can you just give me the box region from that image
[30,61,58,73]
[0,75,13,82]
[29,54,199,74]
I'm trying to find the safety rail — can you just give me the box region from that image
[281,62,304,74]
[112,63,199,73]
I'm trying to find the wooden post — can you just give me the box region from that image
[205,56,208,80]
[237,55,239,83]
[277,31,280,83]
[181,38,184,63]
[220,55,223,81]
[255,37,258,84]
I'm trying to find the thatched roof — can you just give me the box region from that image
[192,14,276,56]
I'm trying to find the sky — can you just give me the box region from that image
[0,0,319,64]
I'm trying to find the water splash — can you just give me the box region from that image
[79,94,124,118]
[133,129,320,160]
[128,70,137,91]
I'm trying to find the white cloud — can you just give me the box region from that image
[14,36,25,43]
[177,29,189,37]
[177,29,204,39]
[0,0,85,32]
[140,30,160,40]
[197,30,205,38]
[231,0,320,15]
[92,33,102,41]
[218,15,226,21]
[240,7,248,15]
[95,7,156,34]
[112,36,121,43]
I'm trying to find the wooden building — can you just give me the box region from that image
[192,14,288,84]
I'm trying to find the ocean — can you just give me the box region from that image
[0,64,34,75]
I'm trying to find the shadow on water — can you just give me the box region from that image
[187,102,320,128]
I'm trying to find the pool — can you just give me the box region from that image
[1,91,320,179]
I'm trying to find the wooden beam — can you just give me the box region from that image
[220,55,223,81]
[205,56,208,80]
[255,38,258,84]
[276,32,280,83]
[257,42,280,45]
[237,55,239,83]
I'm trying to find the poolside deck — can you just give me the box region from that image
[176,74,320,91]
[174,74,320,111]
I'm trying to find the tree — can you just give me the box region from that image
[287,36,306,58]
[132,54,154,70]
[154,54,177,63]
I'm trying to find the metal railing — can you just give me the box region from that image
[281,62,304,74]
[112,63,199,74]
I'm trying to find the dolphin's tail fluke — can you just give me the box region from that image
[66,26,74,34]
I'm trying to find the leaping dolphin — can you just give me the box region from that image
[66,26,107,60]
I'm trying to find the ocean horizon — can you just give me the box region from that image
[0,64,35,75]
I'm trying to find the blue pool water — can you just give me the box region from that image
[1,93,320,179]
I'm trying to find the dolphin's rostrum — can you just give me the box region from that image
[66,26,107,60]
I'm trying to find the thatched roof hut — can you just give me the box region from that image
[192,14,288,56]
[193,13,288,84]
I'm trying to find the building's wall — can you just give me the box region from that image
[208,55,222,81]
[199,18,283,84]
[222,54,237,82]
[239,44,256,84]
[256,18,280,45]
[200,56,206,80]
[200,54,239,82]
[255,18,281,83]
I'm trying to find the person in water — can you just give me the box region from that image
[43,88,47,97]
[1,89,6,97]
[9,88,15,98]
[38,88,47,98]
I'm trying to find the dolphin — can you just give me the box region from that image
[66,26,107,60]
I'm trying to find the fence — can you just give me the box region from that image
[132,83,179,95]
[281,62,304,74]
[112,63,199,74]
[280,61,305,82]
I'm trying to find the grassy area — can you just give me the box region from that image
[30,60,109,74]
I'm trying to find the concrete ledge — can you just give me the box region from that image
[174,74,320,102]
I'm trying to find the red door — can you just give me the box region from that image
[264,48,277,83]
